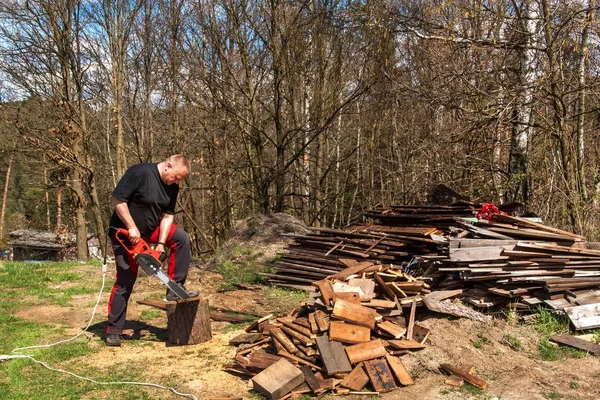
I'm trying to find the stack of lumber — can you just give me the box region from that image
[264,225,444,290]
[225,262,434,398]
[363,204,478,229]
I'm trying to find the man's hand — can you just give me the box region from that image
[128,227,141,244]
[155,243,165,254]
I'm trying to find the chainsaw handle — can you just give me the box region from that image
[159,252,168,263]
[114,228,133,252]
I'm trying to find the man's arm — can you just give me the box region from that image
[112,197,141,244]
[154,213,174,253]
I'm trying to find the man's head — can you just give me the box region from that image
[160,154,190,185]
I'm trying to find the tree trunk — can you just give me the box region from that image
[0,144,16,242]
[166,297,212,345]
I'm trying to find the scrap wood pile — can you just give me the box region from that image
[263,201,600,329]
[223,262,478,398]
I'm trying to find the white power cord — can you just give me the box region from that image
[0,263,198,400]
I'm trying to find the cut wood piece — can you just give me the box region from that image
[385,354,414,385]
[340,363,370,391]
[251,358,305,399]
[245,314,274,333]
[315,333,353,375]
[246,350,283,371]
[406,298,417,340]
[301,366,323,393]
[312,280,334,306]
[564,303,600,330]
[281,326,314,346]
[333,291,361,304]
[363,299,397,309]
[373,272,397,300]
[270,327,298,354]
[549,334,600,354]
[348,278,376,300]
[277,317,315,338]
[229,332,262,346]
[278,350,322,371]
[411,324,431,344]
[329,321,371,344]
[308,313,319,334]
[445,375,464,387]
[439,364,488,389]
[376,320,407,339]
[328,261,374,280]
[387,339,426,350]
[345,339,387,364]
[332,299,377,330]
[314,309,330,332]
[363,358,397,393]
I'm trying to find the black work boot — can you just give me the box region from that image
[165,286,200,301]
[105,334,122,347]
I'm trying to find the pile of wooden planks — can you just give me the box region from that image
[264,225,444,290]
[225,262,434,398]
[264,203,600,329]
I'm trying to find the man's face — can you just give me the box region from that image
[163,164,189,185]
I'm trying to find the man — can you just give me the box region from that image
[105,154,198,347]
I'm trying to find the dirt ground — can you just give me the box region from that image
[11,261,600,400]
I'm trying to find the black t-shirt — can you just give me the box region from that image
[109,163,179,238]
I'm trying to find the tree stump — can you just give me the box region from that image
[165,297,212,345]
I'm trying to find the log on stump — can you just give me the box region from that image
[166,297,212,345]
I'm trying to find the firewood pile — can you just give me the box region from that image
[263,203,600,329]
[225,262,446,398]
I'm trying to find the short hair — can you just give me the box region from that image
[168,154,191,173]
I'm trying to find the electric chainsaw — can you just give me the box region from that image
[114,228,191,300]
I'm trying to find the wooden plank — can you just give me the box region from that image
[308,312,319,334]
[439,364,488,389]
[449,246,513,262]
[315,332,352,375]
[312,280,334,306]
[251,359,305,399]
[363,299,397,309]
[301,366,323,393]
[387,339,426,350]
[406,298,417,340]
[328,261,374,280]
[385,354,414,385]
[277,317,315,338]
[270,327,298,354]
[329,321,371,344]
[373,272,397,300]
[549,334,600,355]
[376,320,406,339]
[313,309,330,332]
[229,332,262,346]
[281,326,314,347]
[348,278,376,300]
[339,363,370,391]
[345,339,387,364]
[333,291,361,304]
[332,299,377,330]
[564,303,600,329]
[247,350,283,371]
[411,324,431,344]
[363,358,397,393]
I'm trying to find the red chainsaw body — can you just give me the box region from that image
[114,228,164,262]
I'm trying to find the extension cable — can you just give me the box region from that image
[0,262,198,400]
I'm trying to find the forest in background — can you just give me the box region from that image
[0,0,599,259]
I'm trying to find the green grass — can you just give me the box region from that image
[214,245,273,290]
[502,334,522,351]
[472,333,490,349]
[533,307,591,361]
[140,309,163,321]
